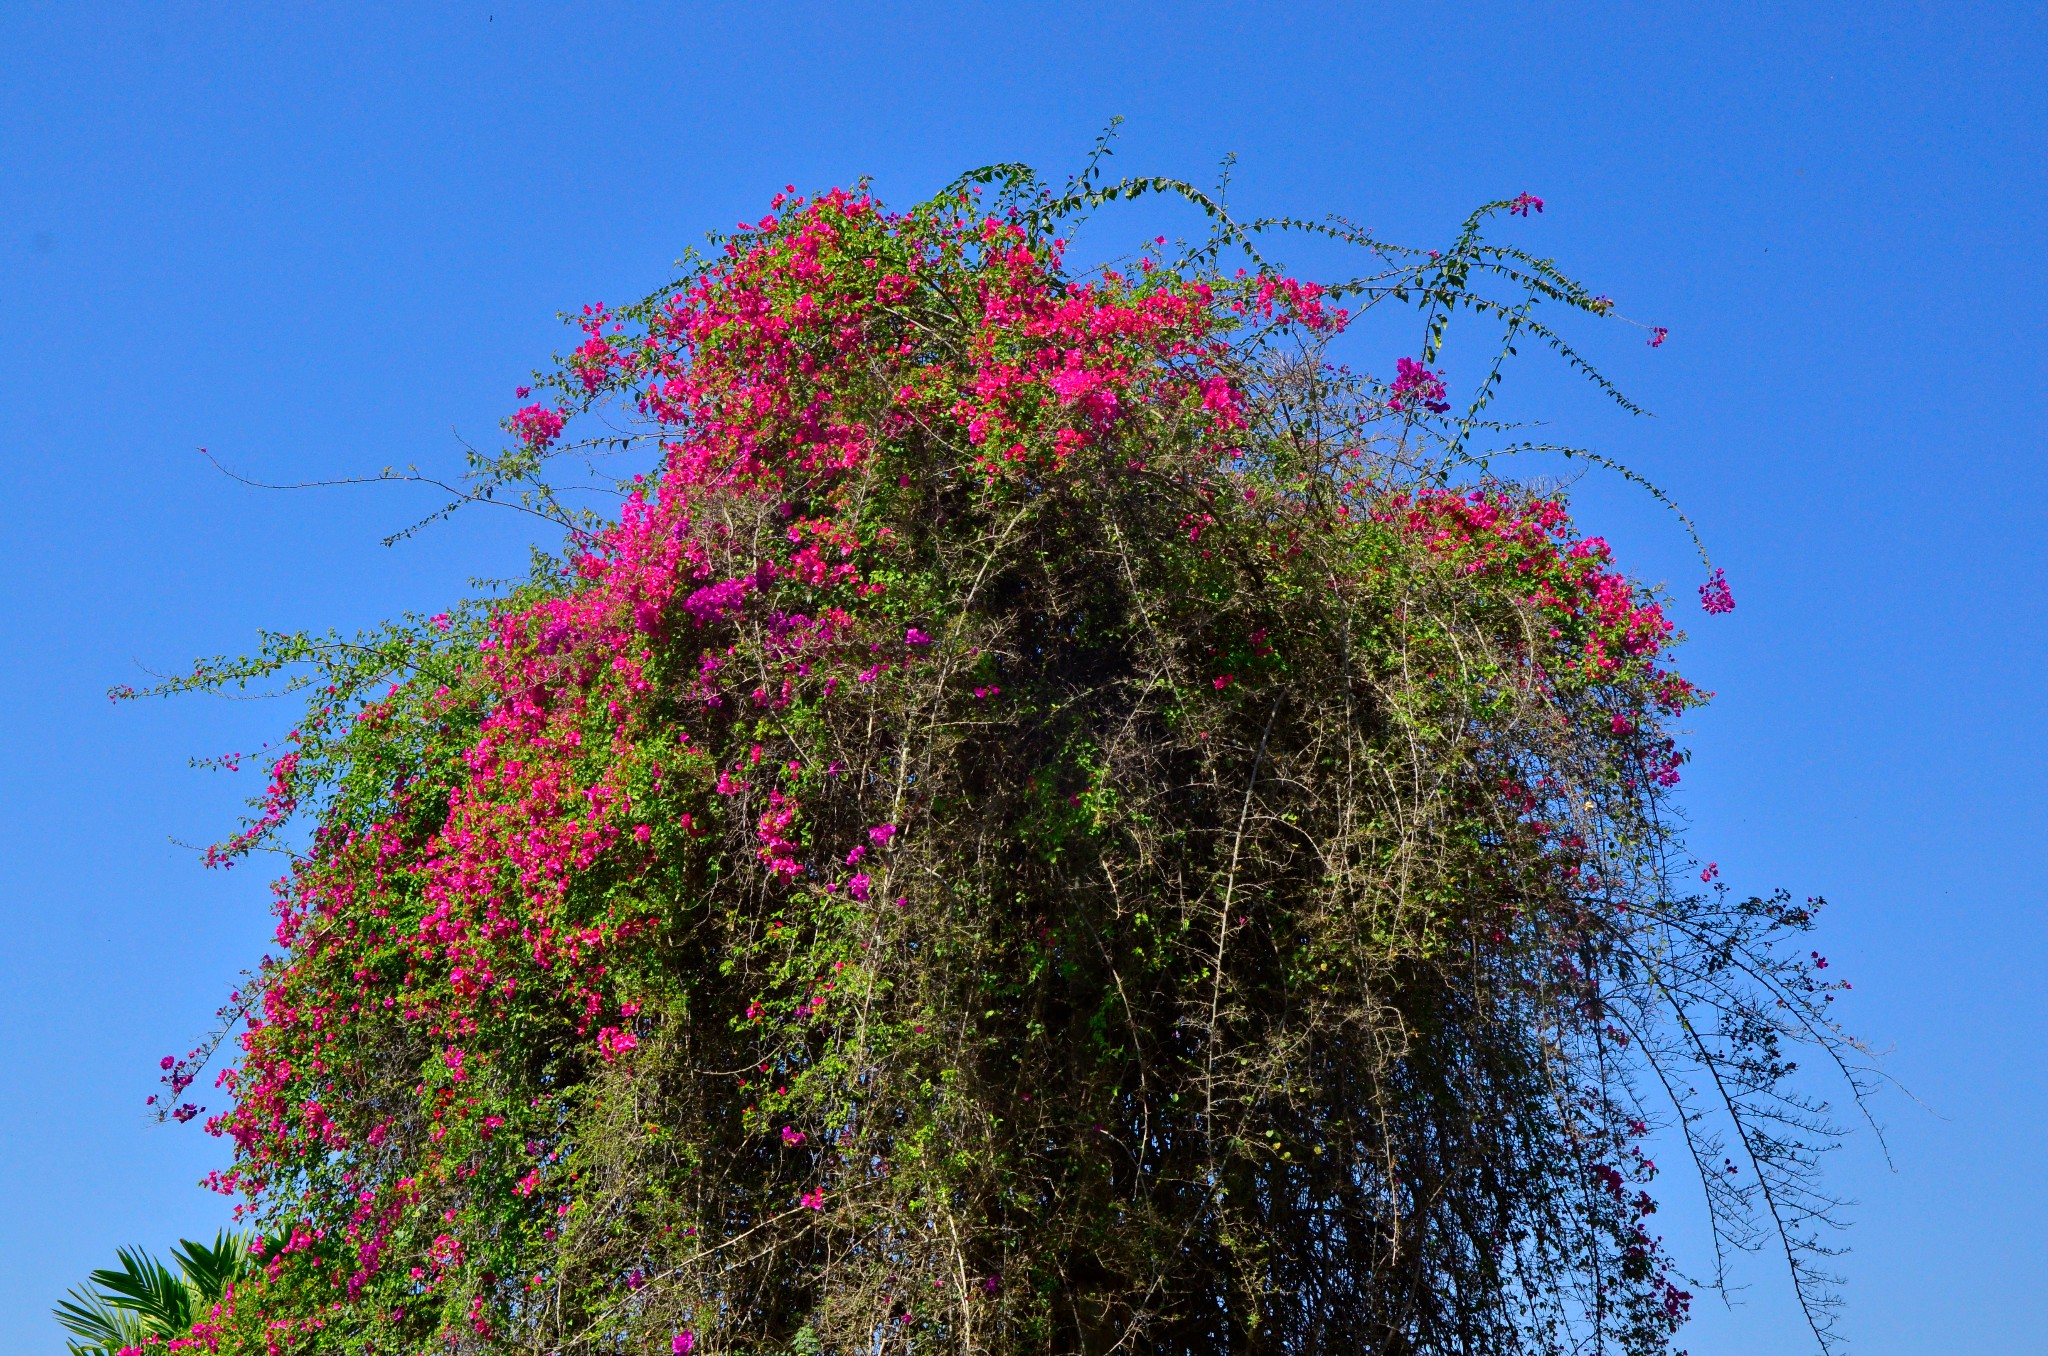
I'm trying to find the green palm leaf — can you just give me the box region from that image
[83,1246,194,1332]
[52,1232,258,1355]
[169,1230,253,1304]
[53,1284,152,1354]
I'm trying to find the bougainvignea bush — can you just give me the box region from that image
[123,156,1874,1356]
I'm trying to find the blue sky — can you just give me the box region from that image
[2,4,2042,1351]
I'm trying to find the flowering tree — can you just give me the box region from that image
[123,155,1872,1356]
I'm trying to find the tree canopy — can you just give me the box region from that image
[125,159,1870,1356]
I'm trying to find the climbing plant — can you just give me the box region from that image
[121,152,1872,1356]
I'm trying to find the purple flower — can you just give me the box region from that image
[1698,568,1735,615]
[1387,357,1451,415]
[683,577,751,626]
[536,618,574,655]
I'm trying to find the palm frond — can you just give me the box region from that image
[53,1284,152,1351]
[89,1246,195,1331]
[171,1230,254,1303]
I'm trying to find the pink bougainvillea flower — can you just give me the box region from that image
[1698,568,1735,615]
[509,403,566,450]
[1388,356,1452,415]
